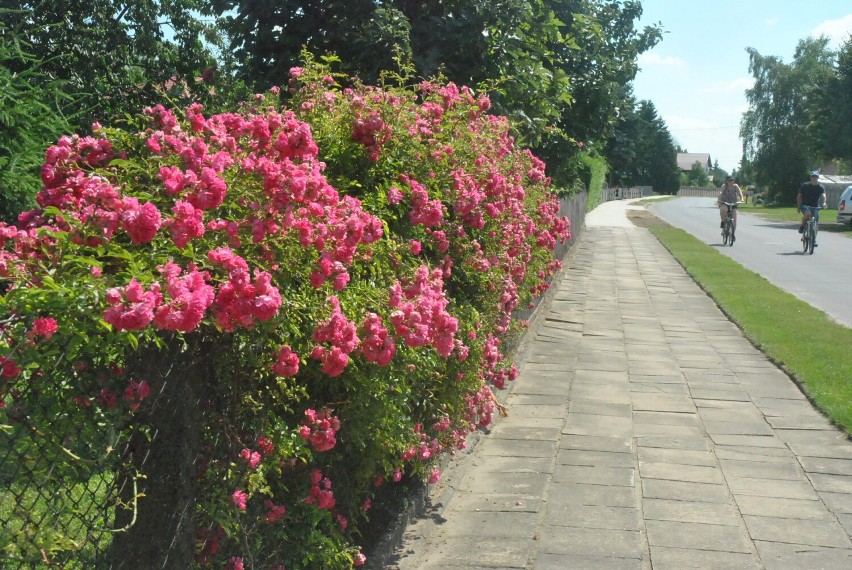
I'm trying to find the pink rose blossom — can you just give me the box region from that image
[31,317,58,340]
[120,198,162,243]
[272,345,300,377]
[264,499,286,523]
[231,489,248,510]
[103,279,162,331]
[239,448,262,469]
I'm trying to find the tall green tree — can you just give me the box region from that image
[710,159,728,186]
[208,0,661,187]
[821,37,852,169]
[606,99,679,194]
[534,1,660,167]
[2,1,221,132]
[740,37,835,204]
[0,20,75,222]
[681,162,711,187]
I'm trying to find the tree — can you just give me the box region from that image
[740,37,835,204]
[0,20,75,222]
[1,1,220,132]
[680,162,711,187]
[208,1,662,187]
[821,37,852,169]
[606,99,679,194]
[534,1,661,163]
[710,159,728,186]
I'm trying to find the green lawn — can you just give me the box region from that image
[739,203,852,236]
[647,224,852,434]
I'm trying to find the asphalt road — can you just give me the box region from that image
[649,196,852,328]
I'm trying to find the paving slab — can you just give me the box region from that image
[754,541,852,570]
[536,526,643,558]
[643,498,741,526]
[742,515,852,548]
[735,494,834,519]
[645,519,752,553]
[650,546,761,570]
[533,553,644,570]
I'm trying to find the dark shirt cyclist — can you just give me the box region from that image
[797,171,826,233]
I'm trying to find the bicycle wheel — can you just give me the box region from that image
[722,220,730,245]
[729,223,736,246]
[808,224,815,254]
[802,227,810,253]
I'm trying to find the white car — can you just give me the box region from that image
[838,185,852,226]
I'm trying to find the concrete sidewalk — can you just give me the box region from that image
[382,199,852,569]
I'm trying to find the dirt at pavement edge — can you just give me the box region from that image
[626,207,672,228]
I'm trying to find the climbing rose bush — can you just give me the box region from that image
[0,58,569,568]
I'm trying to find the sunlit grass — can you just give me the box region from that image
[648,225,852,434]
[733,203,852,236]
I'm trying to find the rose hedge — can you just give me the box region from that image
[0,58,569,568]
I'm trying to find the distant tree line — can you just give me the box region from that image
[740,36,852,204]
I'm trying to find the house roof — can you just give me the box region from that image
[677,152,712,171]
[817,174,852,189]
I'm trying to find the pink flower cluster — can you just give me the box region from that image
[298,408,340,452]
[231,489,248,510]
[30,317,58,341]
[264,499,286,523]
[465,384,497,427]
[102,264,218,334]
[0,356,21,379]
[310,296,359,377]
[271,344,300,377]
[153,262,215,332]
[304,469,335,510]
[389,265,459,357]
[351,110,392,162]
[9,100,387,345]
[122,379,151,412]
[207,247,281,331]
[121,197,162,244]
[239,448,261,469]
[359,312,396,366]
[401,175,444,227]
[103,279,162,331]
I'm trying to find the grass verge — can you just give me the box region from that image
[635,215,852,434]
[739,204,852,237]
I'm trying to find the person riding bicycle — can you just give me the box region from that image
[797,171,826,233]
[718,176,744,233]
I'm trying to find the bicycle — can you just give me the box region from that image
[720,201,740,246]
[801,206,821,255]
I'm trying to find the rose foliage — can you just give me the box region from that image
[0,58,569,568]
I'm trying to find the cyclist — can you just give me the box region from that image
[797,171,826,234]
[718,176,744,235]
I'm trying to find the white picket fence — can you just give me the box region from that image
[678,186,718,198]
[601,186,653,201]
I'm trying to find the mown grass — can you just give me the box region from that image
[647,224,852,434]
[737,203,803,222]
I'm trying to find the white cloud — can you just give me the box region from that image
[811,14,852,47]
[637,53,687,68]
[764,17,779,27]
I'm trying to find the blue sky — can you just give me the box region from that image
[631,0,852,173]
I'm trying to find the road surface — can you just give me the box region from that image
[649,197,852,328]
